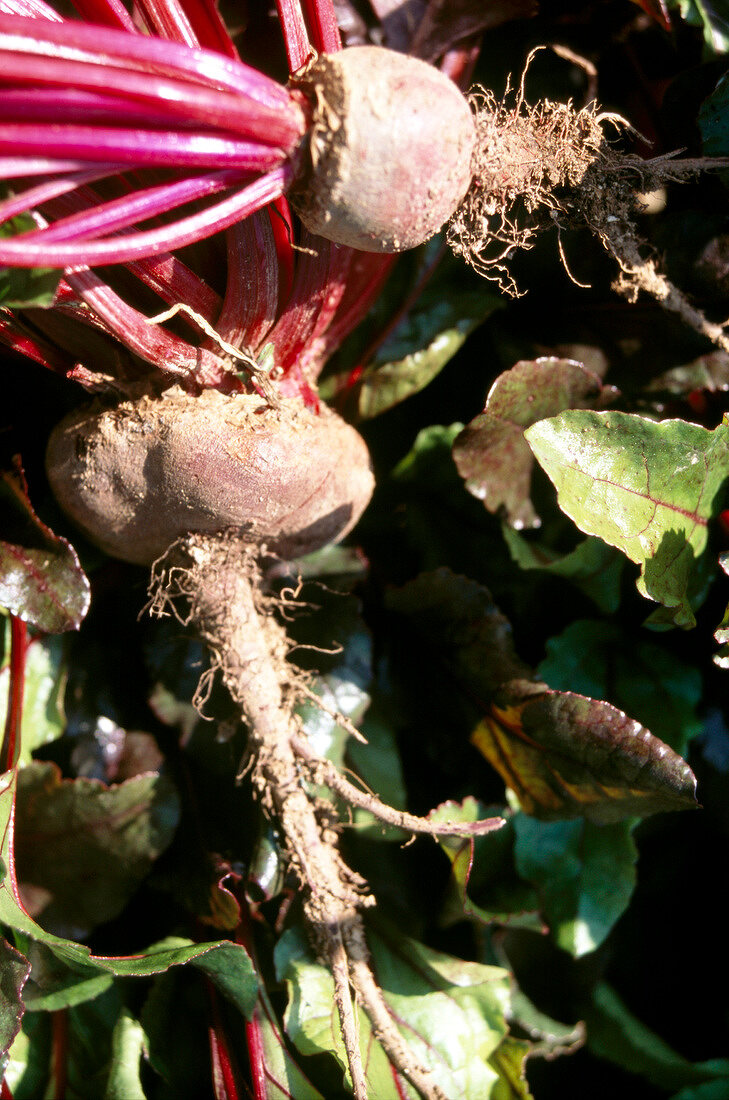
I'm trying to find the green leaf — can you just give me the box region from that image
[674,0,729,55]
[647,351,729,397]
[0,211,61,308]
[3,1012,50,1099]
[332,252,501,419]
[672,1083,729,1099]
[0,465,90,633]
[104,1010,146,1100]
[513,815,638,957]
[586,981,729,1089]
[386,570,533,701]
[0,935,30,1059]
[0,628,67,765]
[538,620,703,756]
[276,924,513,1098]
[474,684,698,823]
[13,760,181,938]
[243,986,325,1100]
[502,527,624,613]
[525,411,729,627]
[453,358,616,529]
[346,708,408,838]
[1,769,258,1011]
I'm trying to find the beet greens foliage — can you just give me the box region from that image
[2,0,729,1098]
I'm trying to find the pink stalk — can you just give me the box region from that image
[127,254,221,326]
[0,166,292,265]
[0,63,302,145]
[275,0,311,72]
[21,171,253,243]
[68,0,135,31]
[63,267,242,390]
[0,16,294,103]
[0,157,123,176]
[134,0,201,49]
[0,616,27,771]
[1,125,288,172]
[301,0,341,53]
[0,167,123,222]
[214,214,279,352]
[0,313,76,375]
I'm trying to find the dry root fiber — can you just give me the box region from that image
[449,74,729,353]
[148,531,503,1100]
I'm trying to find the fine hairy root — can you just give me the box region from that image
[147,531,491,1099]
[449,64,729,352]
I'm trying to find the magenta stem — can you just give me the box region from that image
[0,616,27,772]
[275,0,311,72]
[0,165,292,266]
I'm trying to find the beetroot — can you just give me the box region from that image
[290,46,476,252]
[46,388,374,565]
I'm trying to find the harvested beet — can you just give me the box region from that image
[46,388,374,565]
[290,45,476,252]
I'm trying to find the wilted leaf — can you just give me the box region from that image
[13,760,181,938]
[525,411,729,626]
[0,626,67,766]
[0,464,90,633]
[472,683,698,822]
[432,798,543,932]
[453,359,615,529]
[0,936,30,1059]
[502,527,624,613]
[276,924,513,1098]
[585,982,729,1089]
[513,814,638,956]
[386,569,532,700]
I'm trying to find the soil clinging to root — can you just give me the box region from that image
[147,531,503,1100]
[449,77,729,352]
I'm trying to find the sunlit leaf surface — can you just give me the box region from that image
[526,411,729,626]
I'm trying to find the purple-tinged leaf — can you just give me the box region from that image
[453,358,616,529]
[13,760,181,938]
[473,682,698,823]
[525,411,729,627]
[538,619,703,756]
[0,463,90,634]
